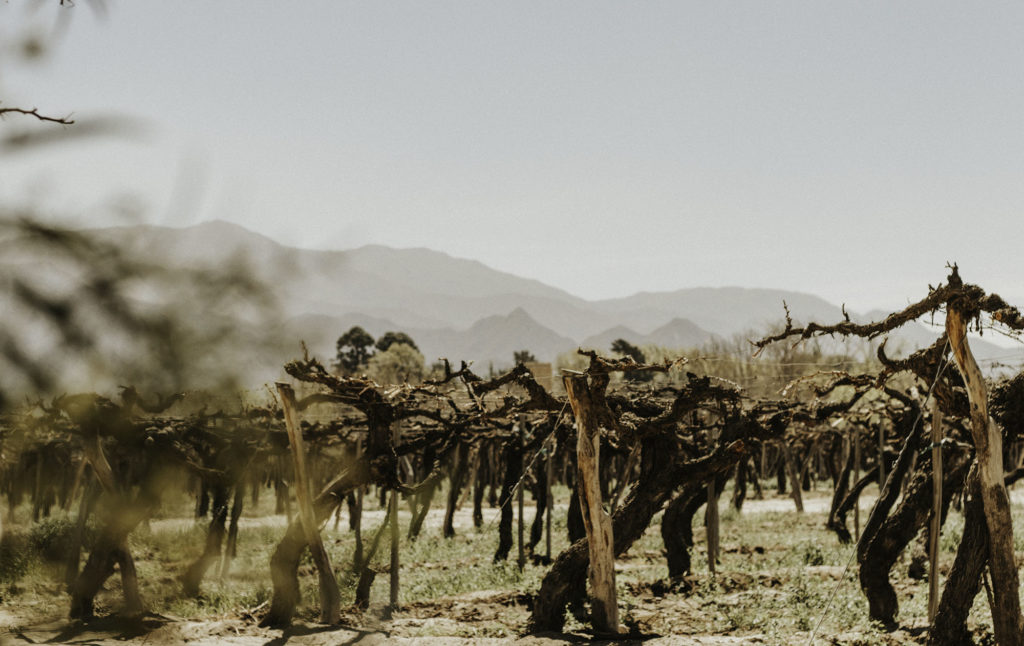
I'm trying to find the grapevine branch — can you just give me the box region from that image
[753,266,1024,356]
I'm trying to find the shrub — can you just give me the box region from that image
[0,531,32,584]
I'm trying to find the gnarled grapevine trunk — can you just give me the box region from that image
[219,483,245,579]
[730,458,748,511]
[407,445,438,541]
[261,463,369,627]
[70,437,163,619]
[443,442,470,539]
[182,483,229,596]
[929,466,987,646]
[473,443,489,528]
[662,478,724,579]
[528,439,744,634]
[494,433,523,562]
[826,444,855,543]
[528,452,549,555]
[828,465,879,544]
[858,448,968,627]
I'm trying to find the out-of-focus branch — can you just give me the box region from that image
[0,105,75,125]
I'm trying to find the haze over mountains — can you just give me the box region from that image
[90,220,1022,374]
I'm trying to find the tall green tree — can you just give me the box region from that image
[375,331,418,353]
[335,326,375,374]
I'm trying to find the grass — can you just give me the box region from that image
[1,480,1019,644]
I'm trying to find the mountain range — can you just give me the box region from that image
[86,219,1022,376]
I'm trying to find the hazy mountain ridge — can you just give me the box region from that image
[579,319,717,353]
[78,220,1024,373]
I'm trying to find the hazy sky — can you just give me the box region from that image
[2,2,1023,312]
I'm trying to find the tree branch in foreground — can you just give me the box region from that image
[0,105,75,125]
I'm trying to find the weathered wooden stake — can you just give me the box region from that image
[853,426,861,543]
[389,421,401,609]
[706,477,719,574]
[517,423,526,571]
[928,397,944,623]
[517,473,526,571]
[563,374,620,634]
[276,383,340,624]
[946,307,1023,645]
[545,440,553,560]
[353,438,364,571]
[784,443,803,513]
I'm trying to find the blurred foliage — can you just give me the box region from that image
[0,529,31,584]
[367,342,425,385]
[0,216,279,408]
[0,3,281,409]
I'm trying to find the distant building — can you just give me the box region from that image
[523,361,558,393]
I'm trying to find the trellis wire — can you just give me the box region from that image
[484,399,569,533]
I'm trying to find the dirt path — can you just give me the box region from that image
[146,488,860,537]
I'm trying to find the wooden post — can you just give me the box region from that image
[517,421,526,572]
[563,374,620,634]
[853,426,861,543]
[946,307,1023,645]
[276,383,340,624]
[706,426,720,573]
[389,421,401,609]
[928,398,943,624]
[706,477,719,574]
[784,443,803,513]
[517,475,526,570]
[545,440,553,561]
[353,437,364,571]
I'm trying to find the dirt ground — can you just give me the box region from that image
[0,490,957,645]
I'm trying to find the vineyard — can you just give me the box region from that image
[3,267,1024,645]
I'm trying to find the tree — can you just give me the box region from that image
[366,343,426,385]
[335,326,375,374]
[375,331,419,353]
[610,339,644,363]
[611,339,651,382]
[513,350,537,364]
